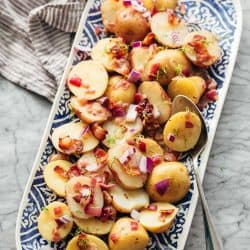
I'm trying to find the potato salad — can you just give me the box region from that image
[38,0,221,249]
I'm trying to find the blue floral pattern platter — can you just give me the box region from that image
[16,0,242,249]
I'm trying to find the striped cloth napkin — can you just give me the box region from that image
[0,0,86,102]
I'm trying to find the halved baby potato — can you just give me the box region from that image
[108,144,147,189]
[67,233,108,250]
[51,121,99,154]
[151,11,188,48]
[43,160,72,197]
[142,0,177,11]
[143,49,192,85]
[103,118,143,148]
[105,75,136,104]
[67,60,108,100]
[74,217,115,235]
[109,185,149,213]
[168,76,206,104]
[65,176,104,219]
[114,7,150,44]
[136,138,164,159]
[139,202,178,233]
[70,96,111,123]
[146,161,190,203]
[138,81,171,123]
[109,218,149,250]
[182,30,221,67]
[38,201,73,242]
[163,111,202,152]
[91,38,130,75]
[101,0,124,33]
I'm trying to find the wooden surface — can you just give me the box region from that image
[0,0,249,249]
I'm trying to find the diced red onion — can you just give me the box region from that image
[138,140,146,152]
[123,0,131,6]
[132,41,142,48]
[206,89,218,101]
[98,182,116,189]
[134,92,143,104]
[97,96,110,108]
[182,68,190,77]
[139,156,154,173]
[112,107,126,117]
[155,179,170,196]
[130,209,141,221]
[126,104,138,122]
[85,163,100,172]
[127,70,141,83]
[119,147,136,164]
[80,125,89,137]
[185,121,194,128]
[151,155,162,166]
[85,205,102,217]
[152,105,160,119]
[167,133,175,142]
[55,215,72,227]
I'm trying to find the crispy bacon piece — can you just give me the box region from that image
[148,63,161,80]
[110,233,119,243]
[142,32,155,46]
[188,35,214,66]
[167,10,180,25]
[69,76,82,87]
[147,204,158,211]
[130,221,139,231]
[159,209,175,221]
[53,206,63,216]
[58,136,83,155]
[52,228,61,242]
[151,155,162,166]
[94,148,108,168]
[67,165,82,178]
[54,165,68,179]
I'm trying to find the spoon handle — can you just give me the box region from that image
[193,161,223,250]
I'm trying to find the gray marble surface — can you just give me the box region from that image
[0,1,250,250]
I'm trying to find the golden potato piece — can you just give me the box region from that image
[163,111,202,152]
[67,60,108,100]
[142,0,177,11]
[101,0,124,33]
[182,30,221,67]
[109,185,149,213]
[114,7,150,44]
[139,202,178,233]
[38,201,73,242]
[105,75,136,104]
[43,160,72,197]
[66,233,108,250]
[151,11,188,48]
[74,217,115,235]
[147,161,190,203]
[168,76,206,104]
[143,49,192,85]
[138,81,171,123]
[109,218,149,250]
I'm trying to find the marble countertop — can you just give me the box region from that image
[0,1,250,249]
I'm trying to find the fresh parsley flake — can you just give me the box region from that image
[175,64,183,76]
[41,207,48,212]
[105,134,116,145]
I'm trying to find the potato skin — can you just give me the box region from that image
[143,49,192,85]
[105,75,136,104]
[146,161,190,203]
[114,8,150,44]
[109,218,149,250]
[168,76,206,104]
[163,111,202,152]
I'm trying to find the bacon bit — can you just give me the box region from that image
[54,165,68,179]
[113,79,130,90]
[164,152,177,162]
[138,140,146,152]
[77,97,88,106]
[110,233,119,243]
[52,228,61,242]
[73,194,82,203]
[149,63,161,80]
[94,148,108,167]
[147,204,158,211]
[142,32,155,46]
[58,136,83,155]
[160,209,174,216]
[110,43,128,59]
[53,206,62,216]
[181,68,190,77]
[90,177,97,188]
[167,10,180,25]
[91,123,107,141]
[103,190,113,205]
[151,155,162,166]
[207,78,217,90]
[77,232,88,249]
[122,165,141,176]
[188,35,214,66]
[99,182,115,189]
[94,24,102,36]
[69,76,82,87]
[73,182,83,192]
[151,5,158,16]
[185,121,194,128]
[85,88,96,94]
[127,138,136,145]
[206,89,218,101]
[130,221,139,231]
[134,92,143,104]
[112,57,130,75]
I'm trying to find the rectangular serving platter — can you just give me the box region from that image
[16,0,242,249]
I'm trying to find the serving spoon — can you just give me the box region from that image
[171,95,223,250]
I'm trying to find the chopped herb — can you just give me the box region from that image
[75,210,83,216]
[156,66,168,80]
[78,238,88,248]
[41,207,48,212]
[74,228,82,236]
[105,134,117,145]
[175,64,183,76]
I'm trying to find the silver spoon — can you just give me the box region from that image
[171,95,223,250]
